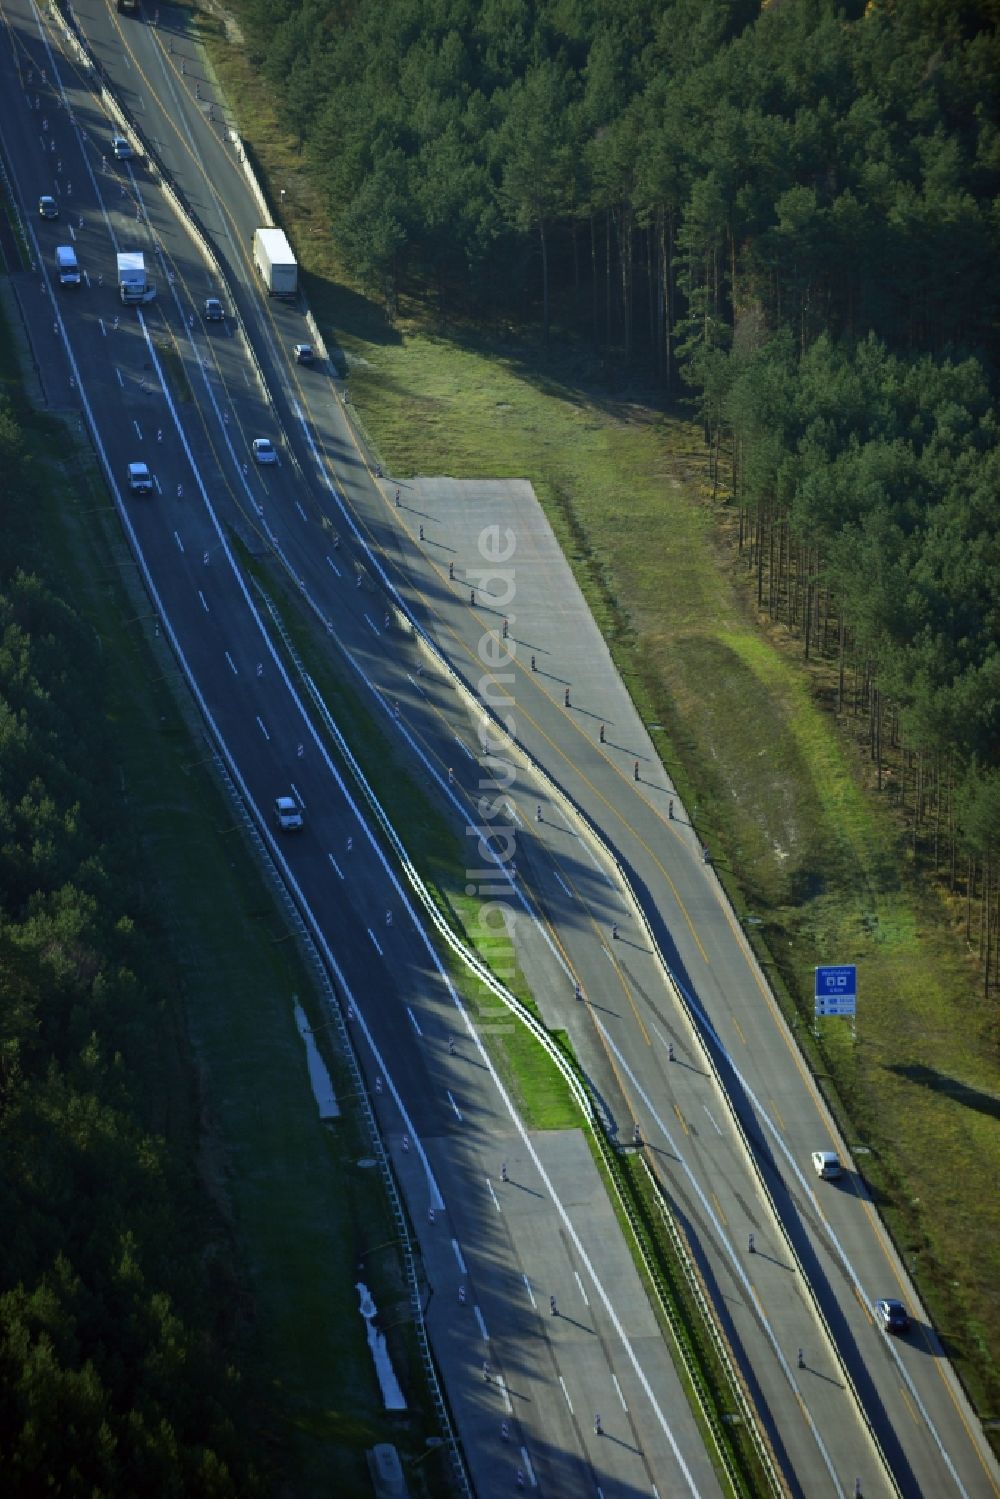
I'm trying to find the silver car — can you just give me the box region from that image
[274,795,303,832]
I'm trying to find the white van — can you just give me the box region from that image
[55,245,80,285]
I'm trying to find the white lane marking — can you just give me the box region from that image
[453,733,475,762]
[522,1274,536,1311]
[173,529,184,552]
[486,1178,501,1213]
[153,476,163,495]
[99,317,107,337]
[703,1106,723,1135]
[294,499,307,521]
[612,1373,628,1411]
[506,800,523,829]
[326,554,341,577]
[368,929,383,956]
[407,672,426,696]
[406,1006,423,1036]
[290,783,304,806]
[553,870,572,897]
[115,367,123,386]
[452,1239,467,1275]
[255,715,269,740]
[498,1379,513,1416]
[574,1270,590,1307]
[327,853,344,880]
[559,1376,574,1416]
[447,1090,463,1122]
[224,651,237,675]
[520,1448,535,1486]
[133,420,142,439]
[474,1305,489,1342]
[198,590,209,612]
[364,612,379,634]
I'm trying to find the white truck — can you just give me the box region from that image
[117,250,155,305]
[55,245,81,285]
[253,227,297,297]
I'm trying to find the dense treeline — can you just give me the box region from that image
[237,0,1000,984]
[0,399,264,1495]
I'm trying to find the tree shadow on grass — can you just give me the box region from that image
[887,1064,1000,1122]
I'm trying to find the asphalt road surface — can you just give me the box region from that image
[2,3,999,1497]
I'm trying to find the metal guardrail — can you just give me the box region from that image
[257,585,776,1499]
[210,751,472,1498]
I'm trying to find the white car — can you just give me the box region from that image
[127,461,153,493]
[112,135,133,160]
[274,795,303,832]
[811,1150,842,1180]
[252,438,277,465]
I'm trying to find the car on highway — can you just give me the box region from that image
[252,438,277,465]
[204,297,225,322]
[112,135,133,160]
[127,461,153,493]
[811,1150,842,1179]
[38,195,59,220]
[876,1298,910,1334]
[274,795,303,832]
[293,342,314,364]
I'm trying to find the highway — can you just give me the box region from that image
[0,3,725,1496]
[2,2,999,1497]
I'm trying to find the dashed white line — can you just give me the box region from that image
[474,1305,489,1342]
[364,613,379,634]
[290,783,304,806]
[451,1239,467,1275]
[327,853,344,880]
[519,1448,535,1486]
[198,590,209,612]
[703,1105,723,1135]
[133,420,142,439]
[574,1270,590,1307]
[368,929,383,956]
[326,554,341,577]
[453,733,475,762]
[612,1373,628,1411]
[498,1378,512,1416]
[406,1006,423,1036]
[522,1274,537,1310]
[294,500,308,522]
[255,715,270,741]
[486,1178,501,1213]
[115,367,123,387]
[506,801,523,828]
[173,529,184,552]
[224,651,237,675]
[558,1376,574,1416]
[553,870,572,897]
[447,1090,463,1122]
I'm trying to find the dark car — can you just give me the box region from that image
[876,1298,910,1334]
[38,195,59,220]
[293,342,314,364]
[204,297,224,322]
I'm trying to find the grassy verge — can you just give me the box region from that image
[244,558,580,1134]
[10,347,443,1494]
[203,3,999,1448]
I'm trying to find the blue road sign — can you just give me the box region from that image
[814,964,857,1017]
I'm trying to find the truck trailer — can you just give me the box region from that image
[252,227,297,297]
[117,251,155,305]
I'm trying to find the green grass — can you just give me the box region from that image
[11,373,443,1495]
[204,11,1000,1449]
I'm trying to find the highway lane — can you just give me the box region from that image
[0,8,724,1495]
[48,5,920,1493]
